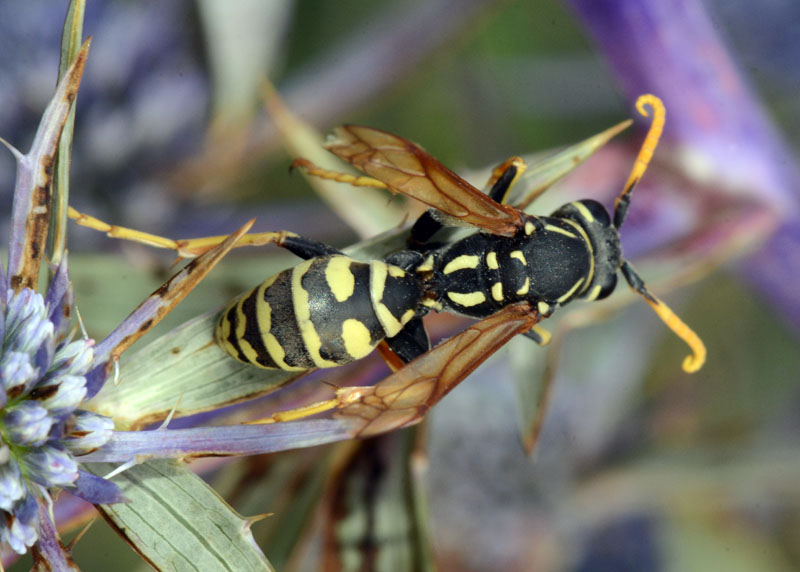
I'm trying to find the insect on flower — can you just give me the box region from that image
[71,94,706,437]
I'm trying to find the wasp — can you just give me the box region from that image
[215,94,705,390]
[69,94,705,435]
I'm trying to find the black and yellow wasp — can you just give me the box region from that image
[215,94,705,387]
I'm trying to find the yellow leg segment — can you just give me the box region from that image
[484,156,528,204]
[290,158,388,189]
[68,206,298,258]
[245,398,341,424]
[245,387,369,424]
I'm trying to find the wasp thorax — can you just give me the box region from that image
[550,200,622,302]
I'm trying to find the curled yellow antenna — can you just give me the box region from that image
[614,94,666,229]
[641,293,706,373]
[621,261,705,373]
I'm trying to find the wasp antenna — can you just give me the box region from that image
[614,94,666,229]
[621,261,706,373]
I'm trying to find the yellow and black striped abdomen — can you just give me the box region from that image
[215,255,421,370]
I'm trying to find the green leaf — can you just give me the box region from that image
[220,447,337,569]
[48,0,86,269]
[196,0,291,128]
[5,39,89,291]
[320,429,435,571]
[512,119,632,211]
[89,311,304,430]
[509,333,552,454]
[92,460,274,572]
[266,84,405,238]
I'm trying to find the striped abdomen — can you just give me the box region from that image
[215,255,421,370]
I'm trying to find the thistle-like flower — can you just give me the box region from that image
[0,39,130,562]
[0,32,256,563]
[0,281,114,553]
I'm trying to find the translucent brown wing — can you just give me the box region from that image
[325,125,524,236]
[335,303,540,437]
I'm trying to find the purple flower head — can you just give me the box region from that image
[0,284,113,554]
[0,40,121,556]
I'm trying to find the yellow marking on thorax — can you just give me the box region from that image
[341,318,375,360]
[524,221,535,235]
[486,251,499,270]
[544,224,578,239]
[538,301,552,315]
[443,254,480,275]
[422,298,443,310]
[556,277,585,304]
[388,265,406,278]
[325,256,355,302]
[562,218,595,293]
[571,201,595,223]
[292,260,338,368]
[447,291,486,307]
[417,255,434,273]
[491,282,503,302]
[509,250,526,265]
[516,277,530,296]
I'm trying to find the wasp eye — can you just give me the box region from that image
[595,273,618,300]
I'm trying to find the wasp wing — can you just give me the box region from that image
[335,303,539,437]
[325,125,523,236]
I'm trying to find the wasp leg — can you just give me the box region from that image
[245,397,342,424]
[68,206,301,259]
[522,324,552,346]
[69,206,344,261]
[383,318,431,365]
[279,234,343,259]
[290,158,388,189]
[407,210,445,249]
[408,157,527,249]
[485,156,527,204]
[383,250,426,272]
